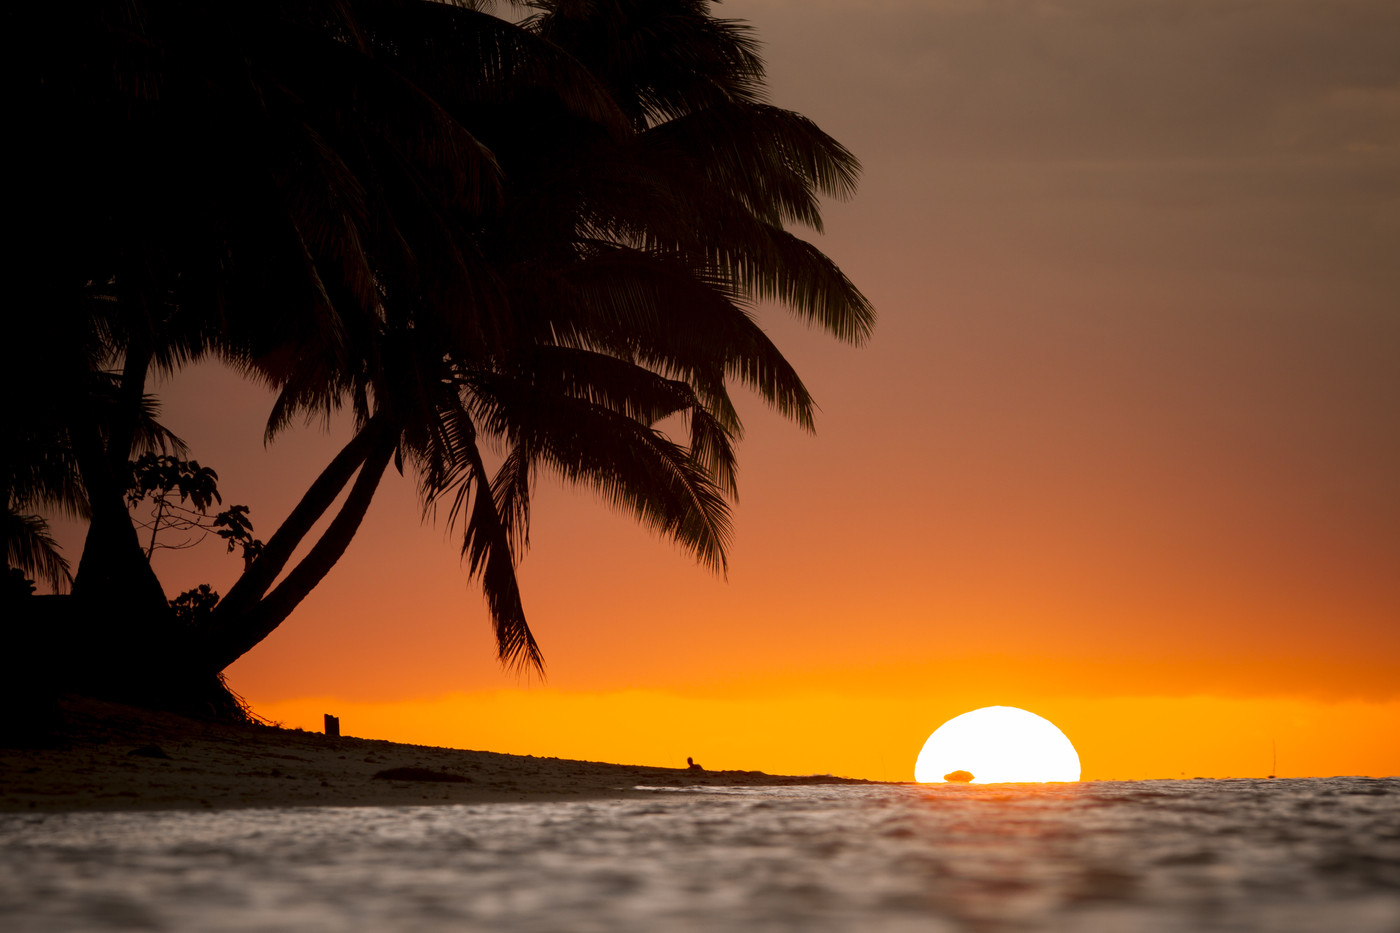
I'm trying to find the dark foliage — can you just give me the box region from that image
[7,0,869,712]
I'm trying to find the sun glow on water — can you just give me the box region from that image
[914,706,1081,783]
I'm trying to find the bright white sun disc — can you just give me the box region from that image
[914,706,1081,783]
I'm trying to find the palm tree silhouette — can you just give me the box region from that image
[201,0,869,681]
[12,0,870,707]
[15,0,545,694]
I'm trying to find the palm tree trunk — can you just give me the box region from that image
[68,347,182,700]
[106,340,153,475]
[70,345,168,614]
[204,429,397,672]
[207,414,387,628]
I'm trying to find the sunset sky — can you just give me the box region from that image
[59,0,1399,780]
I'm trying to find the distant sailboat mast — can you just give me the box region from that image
[1269,738,1277,779]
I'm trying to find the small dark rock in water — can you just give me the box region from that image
[944,770,974,783]
[372,767,470,783]
[128,745,172,759]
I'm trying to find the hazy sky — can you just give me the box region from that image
[69,0,1400,778]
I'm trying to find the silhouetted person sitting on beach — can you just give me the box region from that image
[687,756,704,771]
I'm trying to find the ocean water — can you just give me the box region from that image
[1,778,1397,932]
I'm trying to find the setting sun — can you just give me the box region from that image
[914,706,1082,783]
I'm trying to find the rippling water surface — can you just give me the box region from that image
[2,778,1398,932]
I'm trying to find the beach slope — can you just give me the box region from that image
[1,697,874,812]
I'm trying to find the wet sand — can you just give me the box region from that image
[0,697,875,813]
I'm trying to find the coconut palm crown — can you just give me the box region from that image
[10,0,871,705]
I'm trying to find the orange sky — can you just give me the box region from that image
[54,0,1400,779]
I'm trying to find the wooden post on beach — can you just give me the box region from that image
[324,714,340,738]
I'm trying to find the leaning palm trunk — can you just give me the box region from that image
[202,429,398,672]
[206,415,387,630]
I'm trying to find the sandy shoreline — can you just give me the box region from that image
[0,697,878,814]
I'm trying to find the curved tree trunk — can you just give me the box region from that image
[204,429,397,672]
[207,414,387,629]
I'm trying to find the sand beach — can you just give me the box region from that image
[0,697,875,813]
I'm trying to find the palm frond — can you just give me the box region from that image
[464,370,732,573]
[519,245,817,431]
[529,0,767,127]
[489,443,533,556]
[2,509,73,593]
[436,406,543,673]
[361,0,631,136]
[531,138,874,344]
[642,101,861,231]
[132,392,189,456]
[632,210,875,345]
